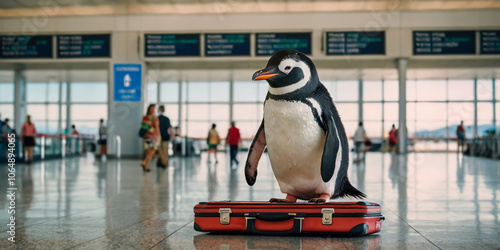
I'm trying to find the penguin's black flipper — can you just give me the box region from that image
[320,114,340,182]
[245,119,266,186]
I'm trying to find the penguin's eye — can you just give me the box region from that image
[285,66,291,71]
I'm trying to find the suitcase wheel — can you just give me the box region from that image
[348,223,369,235]
[194,222,203,232]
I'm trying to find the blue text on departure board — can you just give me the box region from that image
[0,35,53,59]
[57,34,110,58]
[256,33,311,56]
[480,30,500,55]
[205,33,250,56]
[326,31,385,55]
[145,34,200,57]
[413,31,476,55]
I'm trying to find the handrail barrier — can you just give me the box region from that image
[466,135,500,159]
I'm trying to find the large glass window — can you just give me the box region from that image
[69,82,108,135]
[0,82,14,126]
[323,80,358,102]
[161,82,179,103]
[476,79,493,101]
[26,82,62,134]
[233,81,267,139]
[448,80,474,101]
[416,80,447,101]
[384,80,399,101]
[181,81,231,138]
[71,82,107,103]
[363,81,382,101]
[363,103,382,137]
[477,103,494,136]
[147,82,158,104]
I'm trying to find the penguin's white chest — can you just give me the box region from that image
[264,99,332,199]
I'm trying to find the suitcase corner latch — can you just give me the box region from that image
[219,208,232,225]
[321,208,334,225]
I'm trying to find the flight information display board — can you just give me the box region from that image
[480,30,500,54]
[145,34,200,57]
[413,31,476,55]
[0,35,53,59]
[205,33,250,56]
[256,32,311,56]
[326,31,385,55]
[57,34,110,58]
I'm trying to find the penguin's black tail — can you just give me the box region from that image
[334,177,367,199]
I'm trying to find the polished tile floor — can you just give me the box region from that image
[1,151,499,249]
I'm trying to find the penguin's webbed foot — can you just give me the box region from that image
[269,194,297,203]
[309,198,326,203]
[309,194,331,203]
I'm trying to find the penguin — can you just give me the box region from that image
[245,49,366,202]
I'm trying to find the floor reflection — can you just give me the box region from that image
[193,233,382,249]
[1,152,499,249]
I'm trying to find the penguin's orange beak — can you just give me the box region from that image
[252,68,279,81]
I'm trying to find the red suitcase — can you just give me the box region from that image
[194,201,384,236]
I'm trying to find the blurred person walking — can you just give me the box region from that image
[456,121,466,153]
[157,105,175,168]
[226,121,241,166]
[21,116,36,164]
[353,122,368,163]
[207,123,220,163]
[71,125,79,136]
[140,104,160,172]
[388,124,398,153]
[0,117,9,159]
[97,119,107,159]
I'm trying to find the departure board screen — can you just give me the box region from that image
[326,31,385,55]
[0,35,53,59]
[205,33,250,56]
[57,34,110,58]
[145,34,200,57]
[256,33,311,56]
[480,30,500,54]
[413,31,476,55]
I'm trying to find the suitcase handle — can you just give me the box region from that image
[246,215,302,235]
[248,212,297,221]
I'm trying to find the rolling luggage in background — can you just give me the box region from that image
[194,201,384,236]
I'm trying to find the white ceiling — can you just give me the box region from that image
[1,0,499,17]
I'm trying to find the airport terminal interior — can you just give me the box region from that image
[0,0,499,249]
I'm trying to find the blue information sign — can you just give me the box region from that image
[205,33,250,56]
[256,32,311,56]
[145,34,200,57]
[413,31,476,55]
[0,35,53,59]
[114,64,142,102]
[480,30,500,54]
[326,31,385,55]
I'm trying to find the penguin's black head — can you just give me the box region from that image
[252,49,318,95]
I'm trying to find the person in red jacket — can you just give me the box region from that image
[226,121,241,166]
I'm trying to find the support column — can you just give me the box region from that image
[229,76,234,124]
[58,80,63,134]
[381,79,385,139]
[493,78,496,130]
[397,58,408,154]
[178,79,183,135]
[358,78,363,124]
[66,72,71,133]
[473,78,478,138]
[13,68,26,134]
